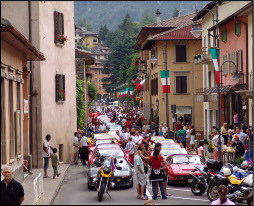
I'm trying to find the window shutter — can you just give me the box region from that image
[229,53,233,73]
[233,51,237,72]
[176,45,187,62]
[222,30,227,42]
[222,55,228,75]
[54,11,59,43]
[156,77,158,95]
[56,74,60,101]
[63,75,66,101]
[235,22,241,36]
[61,13,64,35]
[176,76,181,93]
[239,50,243,72]
[181,76,187,93]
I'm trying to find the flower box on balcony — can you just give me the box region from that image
[56,42,64,48]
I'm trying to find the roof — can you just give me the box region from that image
[204,84,246,94]
[1,17,45,61]
[192,1,217,21]
[89,45,111,55]
[144,12,196,28]
[75,48,95,65]
[148,24,202,41]
[142,23,201,50]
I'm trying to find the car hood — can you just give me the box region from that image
[114,167,133,177]
[170,164,203,172]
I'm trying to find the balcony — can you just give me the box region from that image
[194,47,212,65]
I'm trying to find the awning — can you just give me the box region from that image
[204,84,246,94]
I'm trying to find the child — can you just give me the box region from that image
[51,148,61,179]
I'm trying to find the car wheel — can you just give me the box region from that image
[167,176,172,186]
[129,178,133,188]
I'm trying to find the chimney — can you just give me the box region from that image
[156,9,162,26]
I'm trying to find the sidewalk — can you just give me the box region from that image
[22,164,70,205]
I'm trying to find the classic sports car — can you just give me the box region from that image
[151,136,165,141]
[166,154,205,184]
[161,143,181,149]
[87,157,133,189]
[88,147,130,166]
[161,148,188,159]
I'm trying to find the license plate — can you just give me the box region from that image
[188,179,193,183]
[116,178,121,181]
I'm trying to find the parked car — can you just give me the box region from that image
[88,147,130,166]
[166,154,205,184]
[87,157,133,189]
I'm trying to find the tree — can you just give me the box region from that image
[77,18,93,31]
[140,8,156,27]
[87,81,96,101]
[119,13,134,37]
[98,25,109,44]
[76,80,85,129]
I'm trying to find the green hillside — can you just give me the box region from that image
[74,1,209,32]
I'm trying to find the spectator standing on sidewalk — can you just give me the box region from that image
[211,185,235,205]
[190,125,196,151]
[212,130,224,161]
[186,124,191,150]
[43,134,52,178]
[1,166,24,205]
[73,132,79,164]
[221,123,228,145]
[124,137,136,164]
[51,148,61,179]
[80,133,88,165]
[246,128,253,162]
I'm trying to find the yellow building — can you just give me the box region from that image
[136,12,204,135]
[81,32,99,49]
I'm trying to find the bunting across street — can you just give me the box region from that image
[160,70,170,93]
[129,88,134,98]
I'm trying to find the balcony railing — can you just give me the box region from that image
[194,47,212,64]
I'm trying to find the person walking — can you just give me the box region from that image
[211,185,235,205]
[134,146,148,200]
[1,166,24,205]
[51,148,61,179]
[73,132,79,164]
[80,133,88,165]
[43,134,52,178]
[221,123,228,145]
[124,137,136,165]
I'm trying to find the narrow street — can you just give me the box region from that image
[53,164,210,205]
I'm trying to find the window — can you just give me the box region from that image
[9,81,15,159]
[16,82,21,155]
[236,50,243,72]
[93,39,97,43]
[54,11,64,43]
[235,22,241,36]
[222,55,228,76]
[221,29,227,42]
[175,45,187,62]
[55,74,65,102]
[175,76,187,93]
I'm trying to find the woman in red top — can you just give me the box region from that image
[138,149,168,200]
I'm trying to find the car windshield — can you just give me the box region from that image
[109,125,122,130]
[162,149,187,156]
[155,139,174,143]
[99,150,124,157]
[151,136,165,141]
[162,144,181,149]
[96,140,115,145]
[172,155,203,164]
[97,144,119,149]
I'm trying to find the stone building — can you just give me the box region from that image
[2,1,77,169]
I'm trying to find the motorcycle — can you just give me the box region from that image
[189,165,219,196]
[207,172,253,202]
[227,185,253,204]
[93,156,122,202]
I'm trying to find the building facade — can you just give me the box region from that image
[193,1,252,139]
[2,1,77,168]
[136,12,204,135]
[89,45,111,97]
[1,17,45,181]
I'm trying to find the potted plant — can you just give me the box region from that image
[207,141,214,159]
[56,34,68,46]
[193,55,198,64]
[197,53,202,63]
[58,90,65,101]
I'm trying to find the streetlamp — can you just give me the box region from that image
[149,42,170,131]
[191,3,224,162]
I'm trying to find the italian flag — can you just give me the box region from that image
[136,77,148,91]
[209,47,220,84]
[160,70,170,93]
[123,88,129,97]
[129,88,134,98]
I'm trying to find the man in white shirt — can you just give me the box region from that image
[142,121,150,133]
[73,132,79,165]
[212,133,224,161]
[233,127,248,145]
[80,133,88,165]
[43,134,52,178]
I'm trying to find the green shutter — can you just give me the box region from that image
[235,22,241,36]
[222,29,227,42]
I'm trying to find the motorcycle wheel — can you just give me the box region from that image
[191,180,206,196]
[98,182,107,202]
[207,183,219,202]
[87,179,93,190]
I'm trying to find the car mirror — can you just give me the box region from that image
[116,166,122,170]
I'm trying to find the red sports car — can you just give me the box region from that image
[166,154,205,184]
[88,147,130,166]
